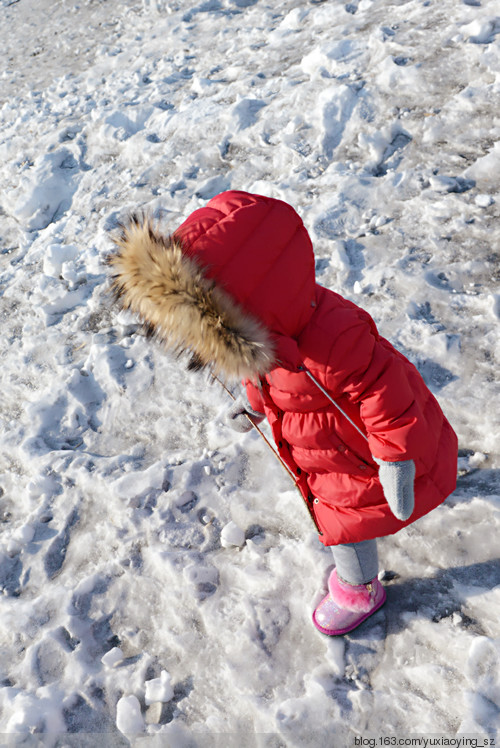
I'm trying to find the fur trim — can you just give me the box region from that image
[328,569,375,612]
[107,215,275,379]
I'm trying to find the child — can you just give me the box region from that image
[107,190,458,635]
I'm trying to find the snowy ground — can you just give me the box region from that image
[0,0,499,744]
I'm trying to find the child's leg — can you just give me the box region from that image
[312,538,385,635]
[330,538,379,585]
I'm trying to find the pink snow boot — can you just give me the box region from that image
[312,569,386,635]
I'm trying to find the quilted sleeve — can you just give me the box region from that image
[322,308,431,461]
[244,380,266,416]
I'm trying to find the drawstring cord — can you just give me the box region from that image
[213,366,370,536]
[213,375,299,486]
[300,367,369,444]
[213,374,323,534]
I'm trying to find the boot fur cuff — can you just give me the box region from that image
[328,569,375,612]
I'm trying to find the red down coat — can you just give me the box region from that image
[172,191,458,545]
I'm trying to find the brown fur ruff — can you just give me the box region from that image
[107,215,275,380]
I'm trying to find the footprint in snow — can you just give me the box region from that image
[372,131,412,177]
[44,507,79,580]
[0,551,22,597]
[467,637,500,688]
[465,637,500,729]
[183,563,219,601]
[252,598,291,655]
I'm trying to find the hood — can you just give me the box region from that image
[107,191,316,379]
[174,191,317,340]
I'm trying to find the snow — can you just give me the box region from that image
[101,646,125,668]
[0,0,499,743]
[220,520,246,548]
[145,670,174,705]
[116,694,145,734]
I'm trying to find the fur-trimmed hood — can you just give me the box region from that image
[107,191,317,380]
[107,215,276,379]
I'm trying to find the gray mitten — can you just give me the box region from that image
[225,393,265,433]
[373,457,415,520]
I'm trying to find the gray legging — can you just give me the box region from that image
[331,538,379,585]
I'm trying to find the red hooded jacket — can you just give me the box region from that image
[112,190,458,545]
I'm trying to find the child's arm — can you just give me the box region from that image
[321,306,431,464]
[317,304,436,520]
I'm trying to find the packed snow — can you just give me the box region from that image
[0,0,499,744]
